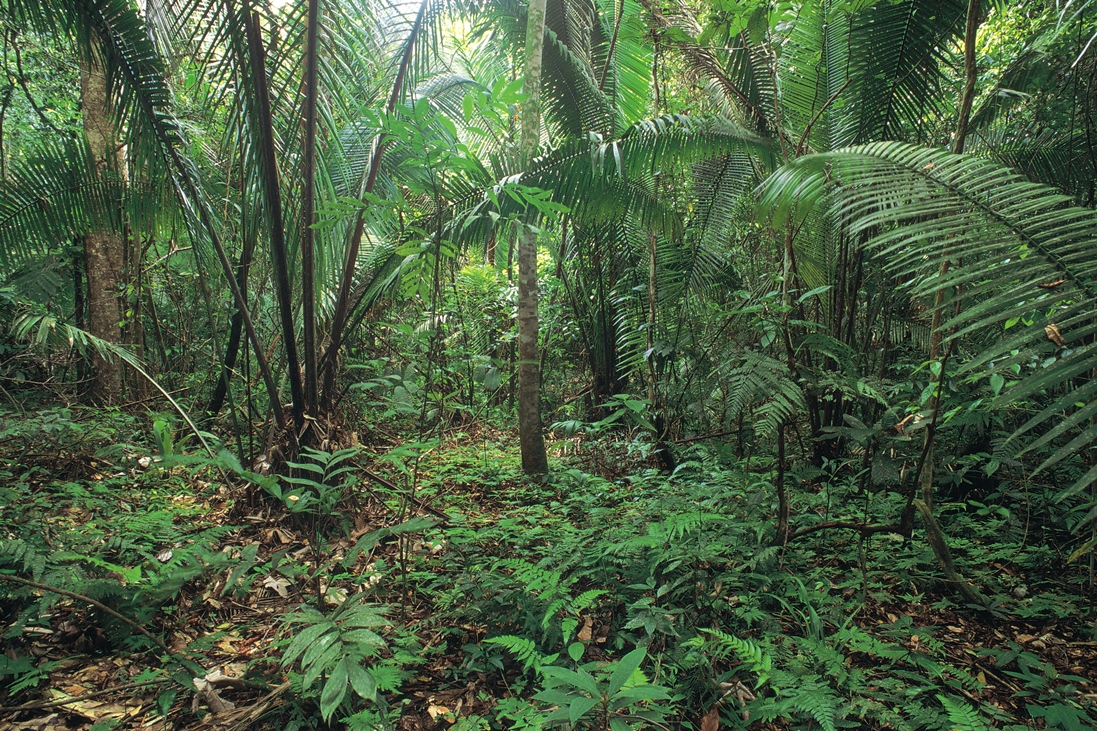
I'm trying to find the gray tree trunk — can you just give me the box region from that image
[80,36,123,402]
[517,0,549,474]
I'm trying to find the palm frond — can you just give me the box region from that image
[762,140,1097,506]
[0,140,167,270]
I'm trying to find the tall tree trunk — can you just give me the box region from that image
[206,223,256,419]
[517,0,549,475]
[300,0,320,428]
[920,0,980,508]
[80,34,123,402]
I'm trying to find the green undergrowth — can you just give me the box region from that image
[397,441,1096,731]
[1,414,1095,730]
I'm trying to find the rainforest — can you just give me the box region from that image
[1,0,1096,729]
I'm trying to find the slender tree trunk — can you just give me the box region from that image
[517,0,549,475]
[300,0,320,427]
[207,225,256,419]
[244,8,305,434]
[80,34,124,402]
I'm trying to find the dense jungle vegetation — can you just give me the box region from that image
[2,0,1097,729]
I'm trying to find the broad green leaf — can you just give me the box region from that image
[320,657,349,722]
[541,666,601,697]
[607,647,647,697]
[347,661,377,701]
[570,696,600,725]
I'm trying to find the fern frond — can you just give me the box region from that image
[935,694,990,731]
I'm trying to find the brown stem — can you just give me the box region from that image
[952,0,980,154]
[0,679,168,713]
[322,0,429,408]
[300,0,321,428]
[913,499,992,611]
[788,520,900,541]
[598,0,625,92]
[244,6,304,435]
[0,575,197,669]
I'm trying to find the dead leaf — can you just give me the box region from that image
[1038,279,1067,289]
[701,707,721,731]
[426,704,451,721]
[262,575,290,598]
[577,616,593,642]
[1045,323,1066,346]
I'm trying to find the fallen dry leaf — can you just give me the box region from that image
[262,575,290,598]
[1045,323,1066,346]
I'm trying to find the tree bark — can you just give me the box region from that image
[80,34,123,402]
[517,0,549,475]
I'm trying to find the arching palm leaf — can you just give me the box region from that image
[762,140,1097,510]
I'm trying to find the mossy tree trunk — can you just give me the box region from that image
[79,33,123,403]
[517,0,549,475]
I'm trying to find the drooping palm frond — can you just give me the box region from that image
[542,26,616,138]
[777,0,966,151]
[10,311,213,456]
[0,140,168,270]
[449,114,766,249]
[590,0,651,127]
[969,128,1096,204]
[761,140,1097,507]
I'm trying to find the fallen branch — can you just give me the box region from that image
[0,679,167,713]
[0,574,204,674]
[787,520,900,541]
[361,468,450,524]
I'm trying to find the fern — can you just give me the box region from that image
[0,539,47,582]
[701,629,773,684]
[783,678,842,731]
[484,634,555,672]
[936,695,990,731]
[719,350,805,437]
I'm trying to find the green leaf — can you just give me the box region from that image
[281,622,333,666]
[541,666,601,697]
[570,696,600,725]
[320,657,349,722]
[612,685,671,703]
[347,661,377,702]
[607,647,647,697]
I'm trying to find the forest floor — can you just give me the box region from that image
[1,410,1096,730]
